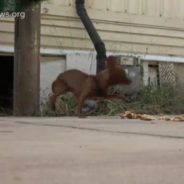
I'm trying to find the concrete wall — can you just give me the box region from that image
[174,63,184,88]
[40,56,66,106]
[66,53,96,75]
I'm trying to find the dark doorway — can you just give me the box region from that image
[0,56,14,115]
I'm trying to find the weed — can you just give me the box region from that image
[126,85,184,115]
[41,93,77,117]
[41,85,184,116]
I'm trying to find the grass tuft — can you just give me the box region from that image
[41,85,184,116]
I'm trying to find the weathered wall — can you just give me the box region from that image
[66,53,96,75]
[1,0,184,57]
[174,63,184,88]
[40,56,66,106]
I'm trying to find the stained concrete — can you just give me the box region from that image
[0,117,184,184]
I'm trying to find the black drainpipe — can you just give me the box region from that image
[76,0,106,73]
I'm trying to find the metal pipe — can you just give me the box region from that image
[76,0,106,73]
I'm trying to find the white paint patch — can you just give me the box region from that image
[40,57,66,107]
[66,53,96,74]
[1,45,184,63]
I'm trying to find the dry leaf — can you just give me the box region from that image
[140,114,156,121]
[120,111,155,121]
[158,116,171,121]
[173,116,184,122]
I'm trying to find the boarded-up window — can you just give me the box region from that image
[148,64,159,87]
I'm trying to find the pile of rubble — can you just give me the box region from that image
[120,111,184,122]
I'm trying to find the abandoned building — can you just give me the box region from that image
[0,0,184,113]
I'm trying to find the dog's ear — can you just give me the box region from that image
[107,56,117,69]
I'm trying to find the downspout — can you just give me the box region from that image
[76,0,106,73]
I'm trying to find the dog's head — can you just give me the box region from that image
[107,56,131,85]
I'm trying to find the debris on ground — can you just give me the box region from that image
[158,116,171,121]
[120,111,155,121]
[140,114,156,121]
[173,116,184,122]
[120,111,184,122]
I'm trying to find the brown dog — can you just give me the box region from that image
[49,56,131,116]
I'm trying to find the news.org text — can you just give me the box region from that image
[0,12,25,19]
